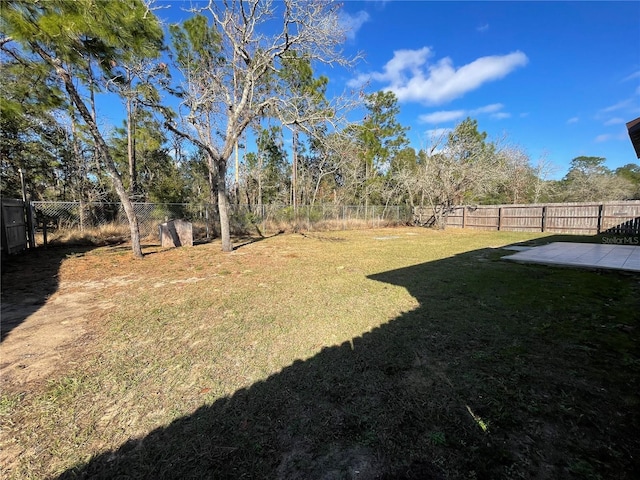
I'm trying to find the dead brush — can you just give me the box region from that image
[40,223,130,247]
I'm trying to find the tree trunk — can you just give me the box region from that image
[46,54,144,258]
[206,152,220,238]
[257,154,263,213]
[234,140,240,205]
[292,127,298,213]
[69,113,87,231]
[217,160,233,252]
[127,93,138,198]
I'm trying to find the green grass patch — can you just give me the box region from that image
[2,228,639,479]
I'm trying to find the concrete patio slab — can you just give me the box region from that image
[503,242,640,272]
[502,245,533,252]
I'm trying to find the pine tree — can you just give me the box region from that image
[1,0,164,258]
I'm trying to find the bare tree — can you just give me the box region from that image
[559,156,634,202]
[163,0,355,251]
[531,151,557,203]
[495,145,534,204]
[416,118,502,228]
[306,130,362,206]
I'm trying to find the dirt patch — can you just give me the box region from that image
[1,288,116,390]
[0,241,229,396]
[1,246,139,395]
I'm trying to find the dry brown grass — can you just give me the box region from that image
[2,227,639,479]
[36,217,406,248]
[37,223,130,247]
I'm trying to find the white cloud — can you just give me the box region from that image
[596,98,640,123]
[477,23,490,33]
[600,99,635,113]
[622,71,640,82]
[424,128,452,152]
[347,73,370,89]
[567,117,579,124]
[474,103,504,114]
[419,110,466,124]
[348,47,433,89]
[425,128,452,139]
[594,131,628,143]
[604,117,625,126]
[350,48,528,105]
[339,10,370,40]
[419,103,506,124]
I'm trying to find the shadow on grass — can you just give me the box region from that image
[233,231,283,250]
[509,231,640,247]
[1,246,95,342]
[58,242,640,479]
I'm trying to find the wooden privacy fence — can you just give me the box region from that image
[415,201,640,235]
[1,199,28,255]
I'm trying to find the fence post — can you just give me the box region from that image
[342,205,346,230]
[28,202,37,248]
[541,206,546,232]
[205,205,210,240]
[19,169,36,249]
[462,207,466,229]
[597,204,604,234]
[498,207,502,231]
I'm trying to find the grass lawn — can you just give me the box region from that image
[1,227,639,479]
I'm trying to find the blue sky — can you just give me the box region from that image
[98,1,639,180]
[333,0,640,178]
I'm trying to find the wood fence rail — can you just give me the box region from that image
[414,201,640,235]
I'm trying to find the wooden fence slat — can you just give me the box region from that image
[413,201,640,235]
[1,199,28,255]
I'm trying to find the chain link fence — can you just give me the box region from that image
[30,201,412,243]
[32,202,209,238]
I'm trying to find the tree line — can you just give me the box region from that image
[2,1,639,255]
